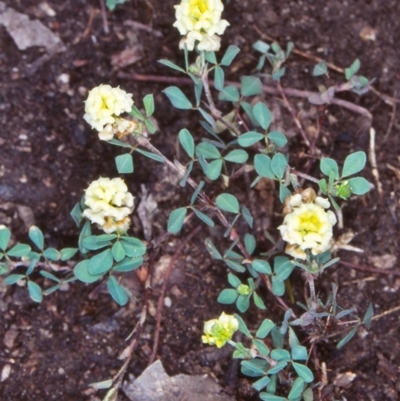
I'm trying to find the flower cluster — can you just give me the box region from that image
[84,85,136,140]
[202,312,238,348]
[173,0,229,51]
[278,188,337,260]
[83,177,134,234]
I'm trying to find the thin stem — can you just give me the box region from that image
[276,80,310,146]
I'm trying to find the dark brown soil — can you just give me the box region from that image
[1,1,400,400]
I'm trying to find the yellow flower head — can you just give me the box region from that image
[83,177,134,234]
[278,189,337,260]
[173,0,229,51]
[84,85,134,140]
[202,312,238,348]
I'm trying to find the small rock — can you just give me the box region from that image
[4,326,19,349]
[369,254,397,270]
[122,360,232,401]
[0,2,65,52]
[1,364,11,382]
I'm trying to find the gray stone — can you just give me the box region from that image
[122,360,234,401]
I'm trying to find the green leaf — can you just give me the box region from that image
[348,177,370,195]
[312,61,327,76]
[238,131,264,147]
[252,376,271,392]
[216,193,240,214]
[70,202,83,227]
[252,338,270,357]
[320,158,339,179]
[5,274,25,285]
[228,273,241,287]
[135,148,165,163]
[40,270,60,282]
[318,178,327,194]
[342,151,366,178]
[292,362,314,383]
[240,102,260,127]
[204,238,222,260]
[0,226,11,251]
[241,359,269,377]
[158,59,186,73]
[206,159,223,180]
[254,154,274,179]
[7,243,31,258]
[108,138,135,148]
[268,360,287,374]
[267,131,288,147]
[60,248,78,261]
[236,294,251,312]
[279,183,291,203]
[242,205,253,228]
[271,153,287,180]
[274,260,294,281]
[204,50,217,64]
[225,259,246,273]
[145,117,157,134]
[113,256,143,272]
[234,313,253,338]
[115,154,133,174]
[253,102,272,130]
[364,302,374,330]
[112,241,126,262]
[167,207,187,234]
[88,249,114,275]
[179,128,195,158]
[241,76,263,96]
[195,142,221,159]
[270,349,291,362]
[191,181,205,205]
[198,108,215,127]
[194,80,203,107]
[29,226,44,250]
[221,45,240,66]
[253,292,266,309]
[244,234,256,255]
[82,235,112,251]
[186,168,200,191]
[345,58,360,80]
[271,277,285,296]
[302,387,314,401]
[192,208,214,227]
[107,276,129,306]
[74,260,103,283]
[218,85,240,102]
[0,264,8,275]
[78,220,92,254]
[288,377,305,400]
[272,67,286,81]
[252,259,272,275]
[28,281,42,303]
[260,393,286,401]
[256,319,275,338]
[143,94,154,117]
[224,149,249,163]
[337,324,359,349]
[291,345,308,361]
[119,237,146,257]
[163,86,192,109]
[217,288,238,304]
[253,40,270,54]
[214,66,225,91]
[43,248,60,261]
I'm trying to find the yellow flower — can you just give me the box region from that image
[84,85,134,140]
[83,177,134,234]
[202,312,238,348]
[278,190,337,260]
[173,0,229,51]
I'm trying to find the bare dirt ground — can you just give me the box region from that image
[0,0,400,400]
